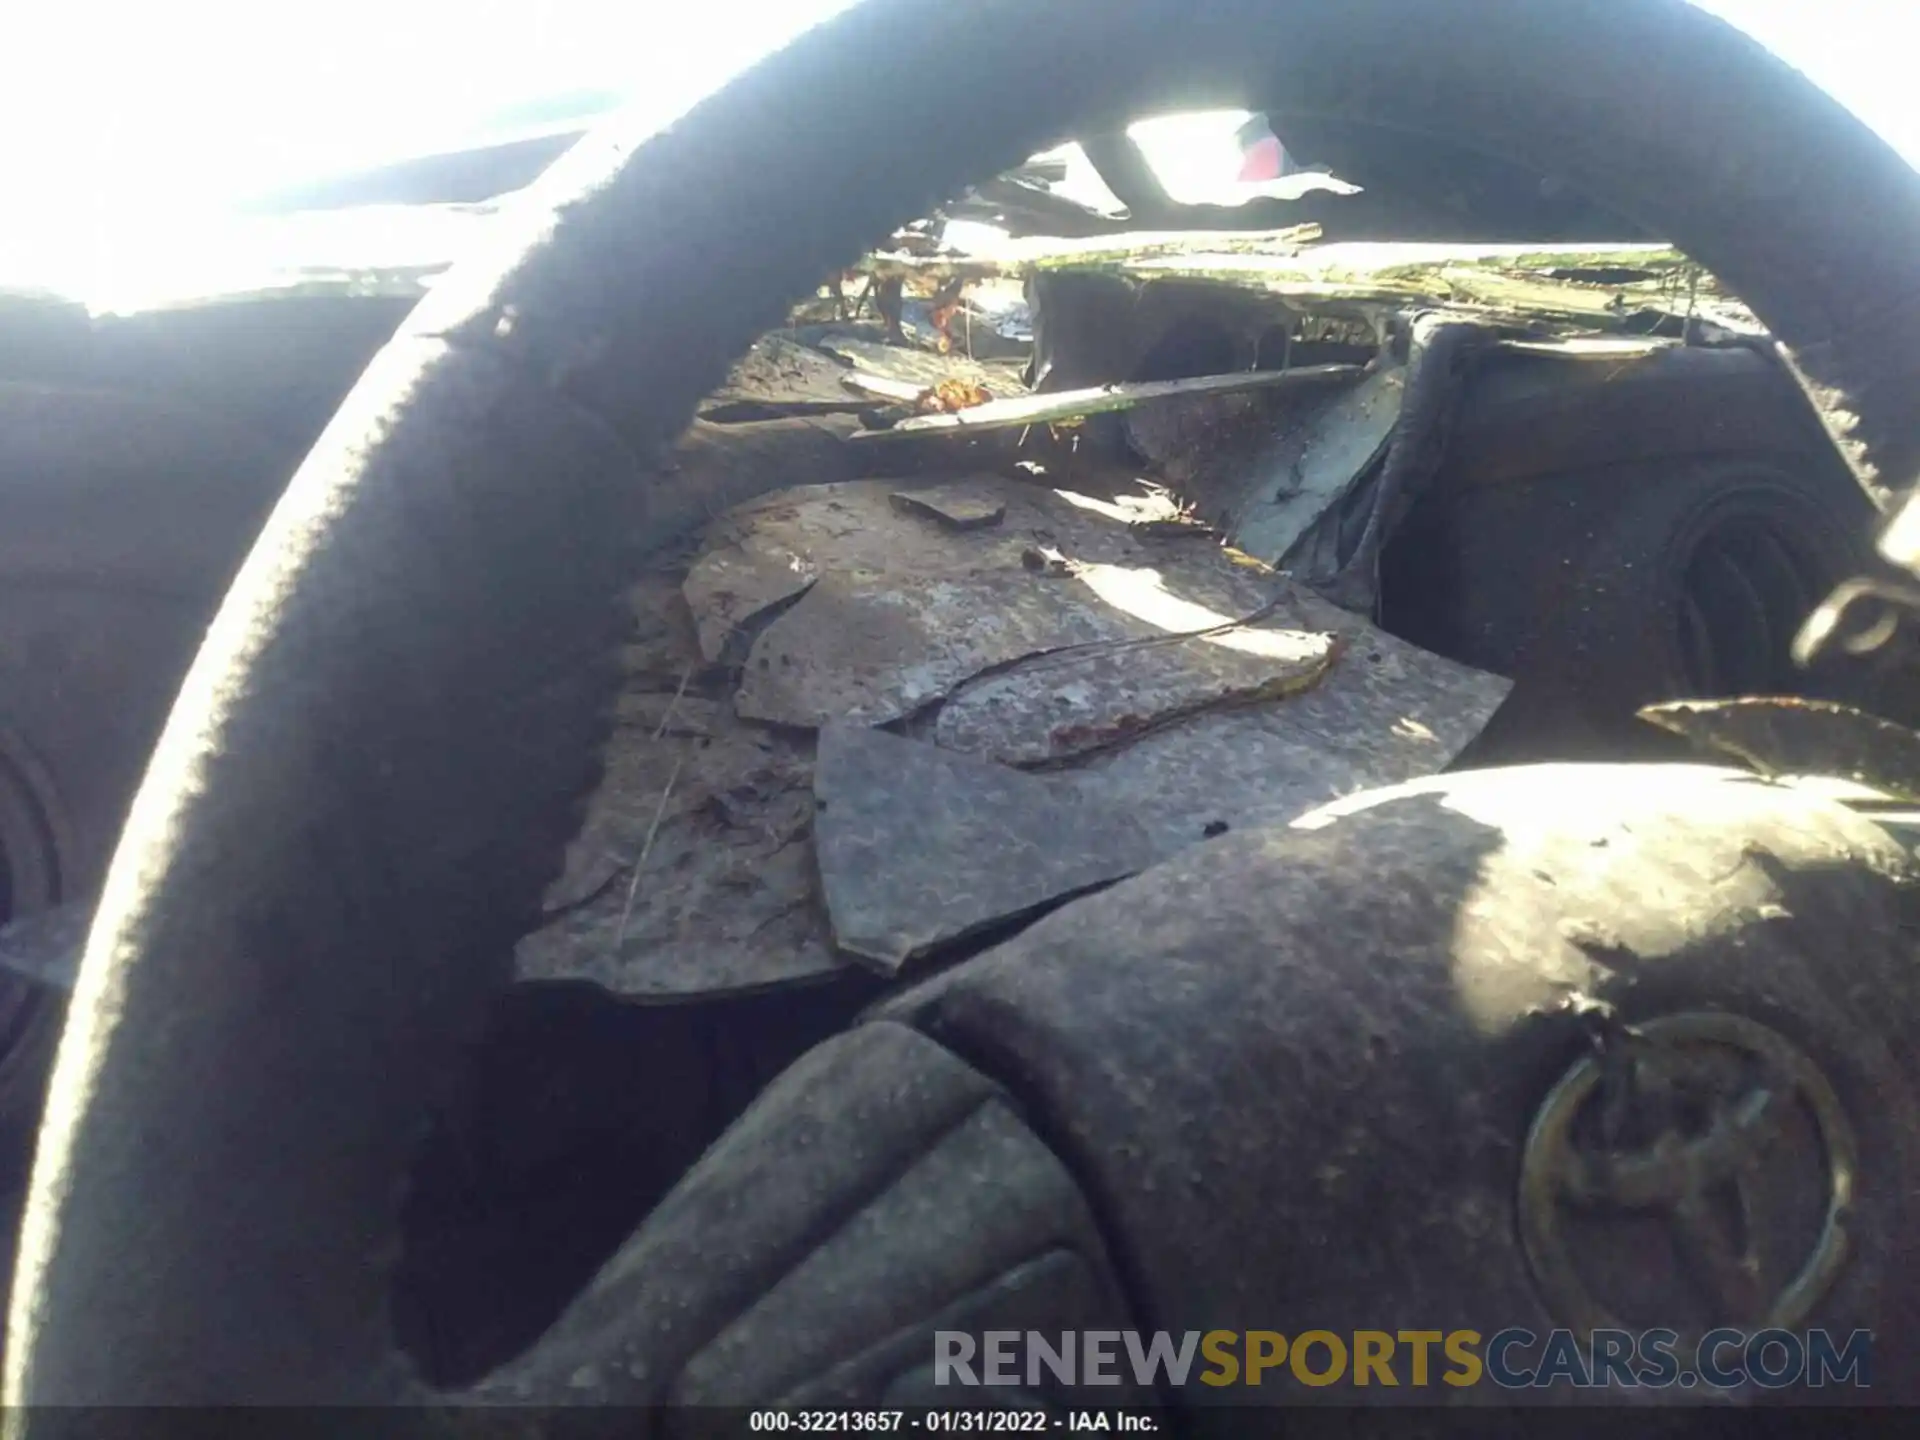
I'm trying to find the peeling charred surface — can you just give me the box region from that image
[812,724,1157,974]
[516,559,839,999]
[518,472,1501,1000]
[721,478,1359,731]
[1640,696,1920,801]
[16,0,1920,1411]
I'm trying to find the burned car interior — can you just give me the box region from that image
[1,0,1919,1418]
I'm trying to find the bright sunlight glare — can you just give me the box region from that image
[0,1,1910,308]
[0,0,861,305]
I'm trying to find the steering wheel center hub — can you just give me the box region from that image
[1519,1011,1856,1346]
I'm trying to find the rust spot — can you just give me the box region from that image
[914,378,993,414]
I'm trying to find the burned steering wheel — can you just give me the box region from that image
[10,0,1920,1412]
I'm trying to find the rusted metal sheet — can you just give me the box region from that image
[524,468,1509,999]
[682,530,820,663]
[859,365,1361,440]
[728,479,1132,728]
[1063,617,1513,860]
[812,724,1154,974]
[728,477,1347,730]
[740,569,1119,728]
[1228,365,1406,566]
[1123,385,1353,531]
[933,564,1342,766]
[1638,696,1920,802]
[653,415,865,561]
[516,571,845,999]
[515,714,834,996]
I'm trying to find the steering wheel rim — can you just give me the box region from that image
[8,0,1920,1405]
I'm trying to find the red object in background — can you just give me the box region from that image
[1238,135,1286,183]
[1234,113,1293,183]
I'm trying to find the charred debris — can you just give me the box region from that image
[0,200,1877,1007]
[0,213,1824,1001]
[518,218,1788,999]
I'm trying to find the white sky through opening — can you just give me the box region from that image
[0,1,1911,303]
